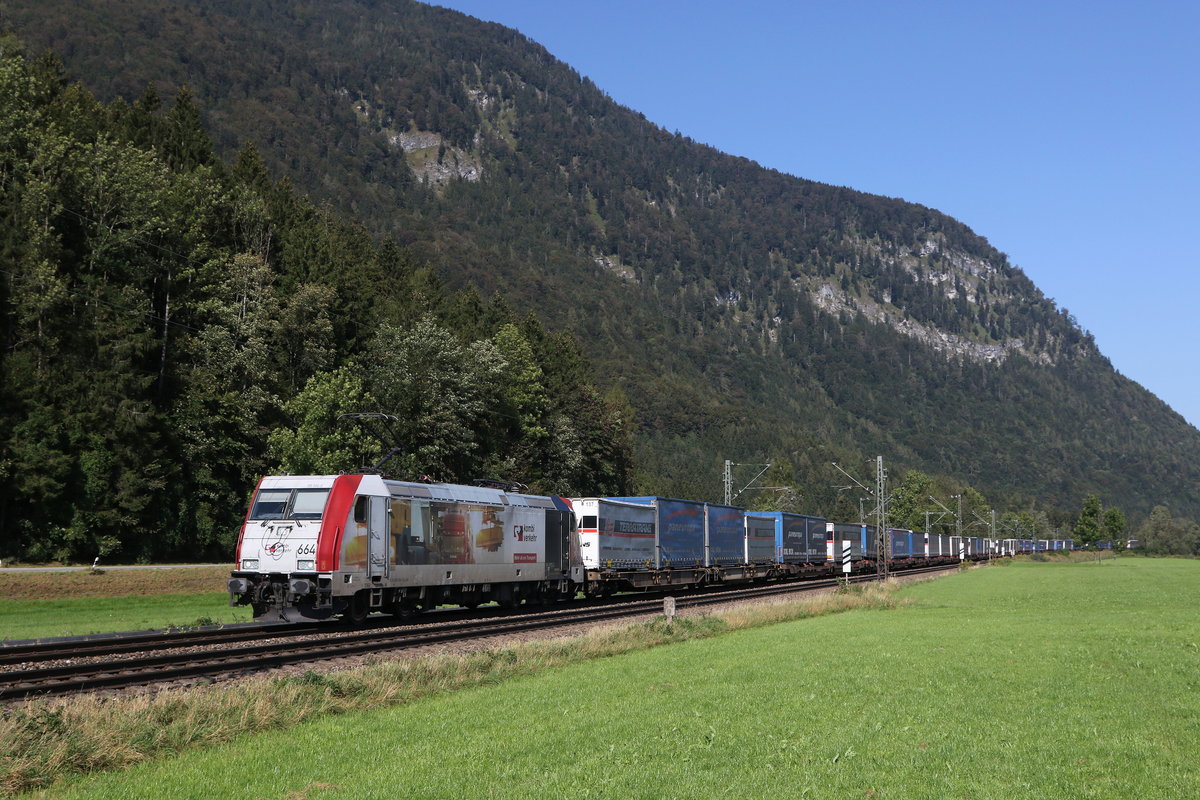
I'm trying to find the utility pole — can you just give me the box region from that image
[875,456,889,579]
[722,459,779,507]
[955,494,964,561]
[925,495,954,546]
[990,509,997,561]
[832,456,890,579]
[927,495,954,530]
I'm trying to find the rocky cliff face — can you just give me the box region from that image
[351,98,483,190]
[806,233,1081,366]
[810,282,1046,365]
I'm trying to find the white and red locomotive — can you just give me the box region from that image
[228,474,577,622]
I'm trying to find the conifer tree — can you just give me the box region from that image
[1073,495,1103,546]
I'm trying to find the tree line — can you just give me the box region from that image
[0,41,633,563]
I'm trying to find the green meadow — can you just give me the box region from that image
[17,558,1200,799]
[0,594,252,640]
[0,568,248,640]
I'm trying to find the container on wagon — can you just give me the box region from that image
[743,514,778,564]
[889,529,913,559]
[706,503,747,566]
[949,536,965,558]
[571,497,657,570]
[760,512,827,563]
[826,522,864,561]
[862,525,880,560]
[608,497,707,567]
[930,533,951,558]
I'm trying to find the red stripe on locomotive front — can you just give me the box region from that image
[317,474,363,572]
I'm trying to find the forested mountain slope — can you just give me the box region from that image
[0,42,633,561]
[3,0,1198,526]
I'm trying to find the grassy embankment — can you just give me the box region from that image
[0,568,249,640]
[7,557,1200,798]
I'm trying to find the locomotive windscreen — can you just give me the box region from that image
[249,488,331,520]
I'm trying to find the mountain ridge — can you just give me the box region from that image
[3,0,1197,522]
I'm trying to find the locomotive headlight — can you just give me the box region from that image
[241,559,259,570]
[296,559,315,571]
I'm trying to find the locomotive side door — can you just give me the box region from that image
[544,509,570,576]
[368,495,388,580]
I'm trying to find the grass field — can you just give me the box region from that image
[16,557,1199,799]
[0,568,250,639]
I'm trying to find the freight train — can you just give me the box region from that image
[227,474,1070,622]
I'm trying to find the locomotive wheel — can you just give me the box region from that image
[388,595,419,619]
[341,591,370,624]
[497,586,520,610]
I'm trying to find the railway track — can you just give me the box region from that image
[0,564,957,701]
[0,620,327,667]
[0,607,496,668]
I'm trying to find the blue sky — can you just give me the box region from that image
[434,1,1200,428]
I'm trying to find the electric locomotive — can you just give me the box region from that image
[228,474,578,622]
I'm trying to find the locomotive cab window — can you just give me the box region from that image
[579,515,597,529]
[290,489,330,520]
[248,488,329,520]
[249,490,290,520]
